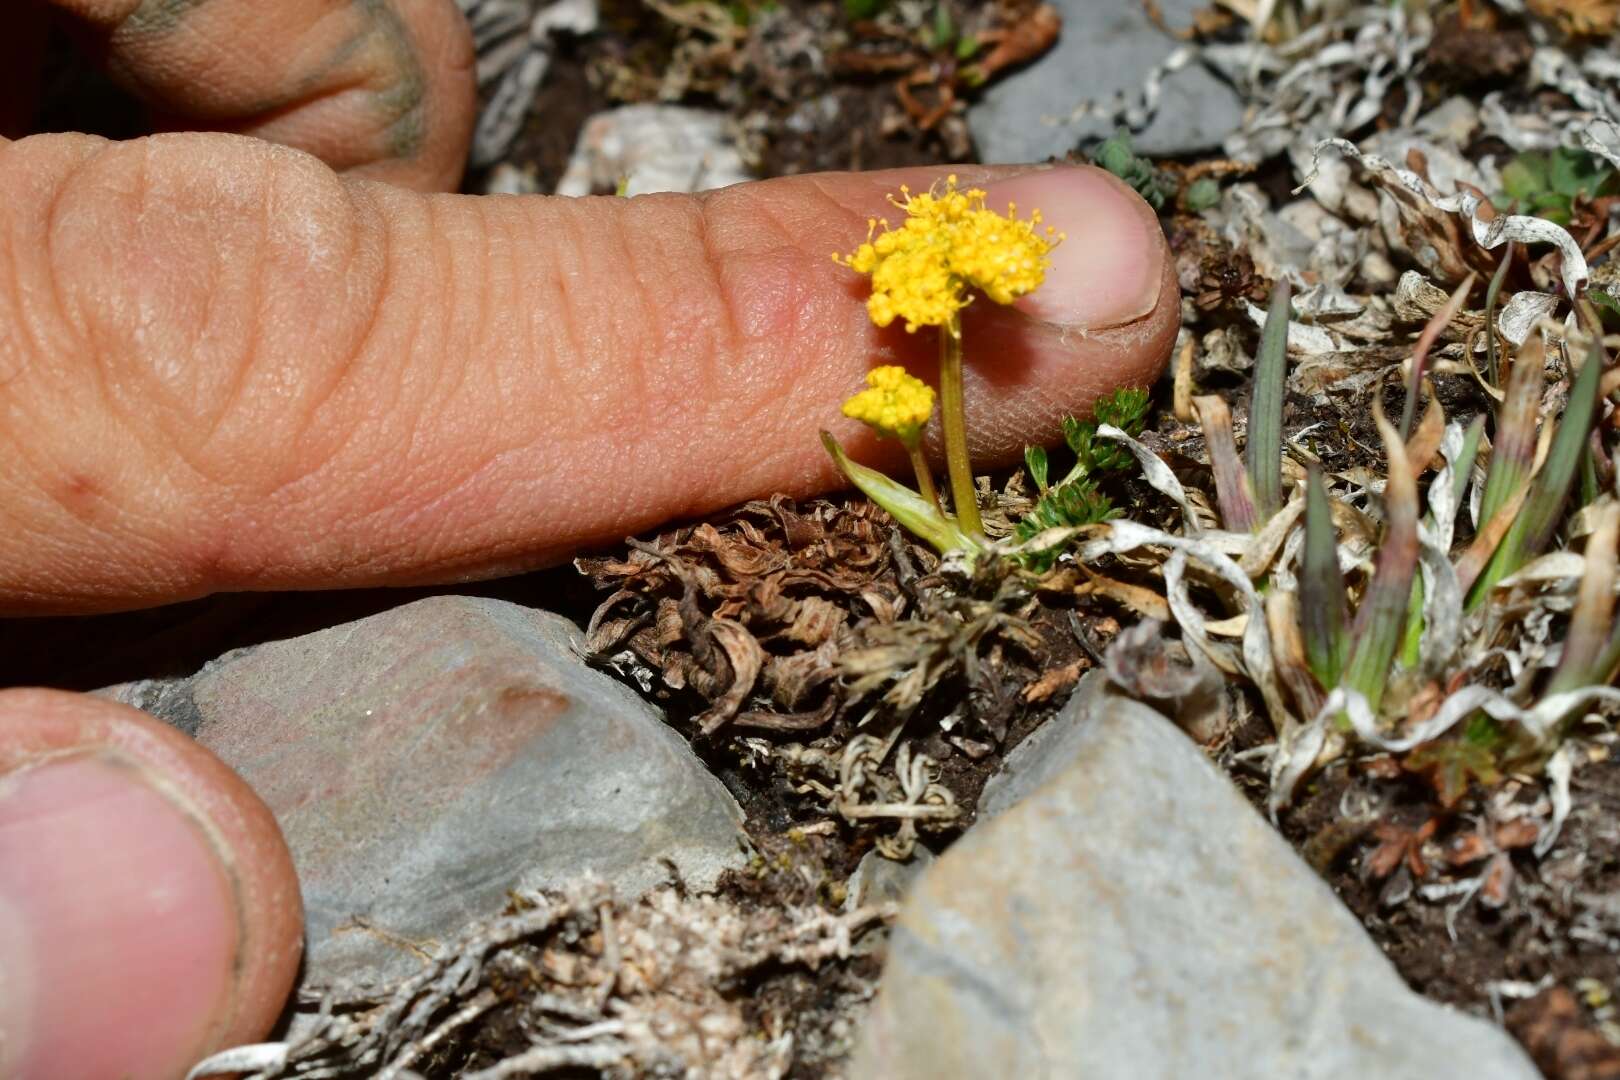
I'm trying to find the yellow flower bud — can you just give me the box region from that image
[832,176,1062,332]
[841,366,935,444]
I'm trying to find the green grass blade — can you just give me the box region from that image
[1549,499,1618,695]
[1302,465,1350,687]
[1247,279,1290,522]
[1483,338,1605,590]
[1452,416,1486,509]
[1342,406,1419,711]
[1478,335,1545,529]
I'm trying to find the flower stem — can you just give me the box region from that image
[905,441,944,519]
[937,314,983,538]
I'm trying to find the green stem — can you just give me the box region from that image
[938,314,983,538]
[906,441,945,520]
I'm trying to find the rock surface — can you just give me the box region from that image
[109,596,749,988]
[968,0,1244,162]
[853,675,1539,1079]
[554,104,753,197]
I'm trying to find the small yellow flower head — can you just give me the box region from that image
[833,176,1062,332]
[842,365,935,444]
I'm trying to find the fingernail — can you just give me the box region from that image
[0,754,240,1080]
[983,166,1166,330]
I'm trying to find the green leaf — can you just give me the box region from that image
[1025,444,1050,492]
[1500,153,1550,203]
[1184,177,1221,211]
[822,432,980,555]
[928,3,954,47]
[842,0,885,18]
[955,33,979,60]
[1094,386,1151,434]
[1302,466,1350,687]
[1247,278,1290,522]
[1061,415,1087,456]
[1476,338,1605,599]
[1549,147,1610,199]
[1402,735,1502,808]
[1453,415,1486,509]
[1089,130,1166,210]
[1478,335,1545,531]
[1341,409,1418,711]
[1591,289,1620,324]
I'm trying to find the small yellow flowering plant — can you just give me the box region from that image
[825,176,1061,554]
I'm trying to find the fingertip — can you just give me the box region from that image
[992,165,1170,331]
[0,690,302,1079]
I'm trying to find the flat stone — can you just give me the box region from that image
[853,679,1539,1079]
[844,846,934,912]
[968,0,1244,162]
[109,596,749,988]
[554,104,753,197]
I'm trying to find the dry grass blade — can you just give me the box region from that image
[1478,334,1546,531]
[1342,401,1418,711]
[1476,338,1607,602]
[1267,590,1324,718]
[1302,465,1349,688]
[1195,394,1258,532]
[1454,484,1531,597]
[1400,273,1474,442]
[1548,498,1619,695]
[1403,382,1447,481]
[1247,278,1290,522]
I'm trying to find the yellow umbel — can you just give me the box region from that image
[834,176,1061,333]
[841,365,936,444]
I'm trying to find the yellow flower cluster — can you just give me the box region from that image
[842,366,935,443]
[834,176,1061,333]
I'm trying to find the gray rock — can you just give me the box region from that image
[968,0,1244,162]
[109,596,749,988]
[554,105,753,197]
[853,681,1539,1080]
[844,846,934,912]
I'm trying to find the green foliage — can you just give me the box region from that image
[1591,289,1620,326]
[1089,130,1167,211]
[1013,387,1151,562]
[1499,148,1616,225]
[922,2,955,48]
[842,0,886,20]
[1247,280,1291,522]
[1402,716,1505,808]
[1184,177,1222,211]
[1471,339,1605,605]
[1301,466,1350,687]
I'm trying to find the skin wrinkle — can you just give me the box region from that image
[605,201,665,423]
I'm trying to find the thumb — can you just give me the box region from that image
[0,690,302,1080]
[0,133,1177,613]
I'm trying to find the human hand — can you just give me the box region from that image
[0,2,1178,1076]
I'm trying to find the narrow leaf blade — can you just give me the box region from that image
[1342,403,1419,711]
[1247,278,1290,521]
[1492,338,1606,577]
[821,432,976,555]
[1196,394,1258,532]
[1301,465,1350,687]
[1478,334,1545,528]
